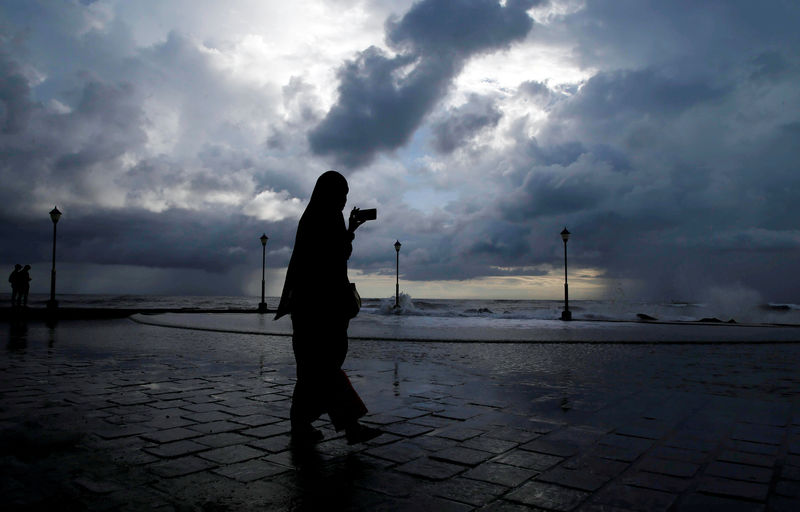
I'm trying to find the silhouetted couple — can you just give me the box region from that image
[276,170,382,446]
[8,264,31,307]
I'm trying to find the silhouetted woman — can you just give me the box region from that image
[18,265,31,307]
[275,170,381,445]
[8,264,21,307]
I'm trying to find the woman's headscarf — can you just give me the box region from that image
[275,171,351,320]
[307,170,348,211]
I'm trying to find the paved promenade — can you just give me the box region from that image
[2,317,800,510]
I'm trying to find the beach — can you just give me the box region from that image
[2,315,800,510]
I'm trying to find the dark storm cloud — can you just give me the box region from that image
[476,48,800,301]
[0,77,147,211]
[558,68,726,121]
[0,206,301,273]
[431,94,502,153]
[0,50,34,134]
[309,0,542,168]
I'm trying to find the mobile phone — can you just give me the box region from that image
[358,208,377,221]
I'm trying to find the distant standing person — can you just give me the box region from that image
[275,170,382,445]
[8,264,21,306]
[17,265,31,307]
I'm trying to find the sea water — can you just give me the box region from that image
[11,292,800,342]
[14,292,800,324]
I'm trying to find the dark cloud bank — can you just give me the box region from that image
[308,0,542,168]
[2,0,800,302]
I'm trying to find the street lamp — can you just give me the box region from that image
[394,240,402,309]
[258,233,269,313]
[47,206,62,309]
[560,227,571,321]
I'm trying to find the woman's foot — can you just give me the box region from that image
[291,424,324,445]
[345,423,383,445]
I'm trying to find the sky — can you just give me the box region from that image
[1,0,799,303]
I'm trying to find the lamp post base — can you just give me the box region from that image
[46,299,59,309]
[560,310,572,321]
[258,302,269,313]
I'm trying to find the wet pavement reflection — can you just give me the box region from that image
[1,318,799,510]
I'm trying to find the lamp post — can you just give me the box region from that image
[394,240,402,308]
[258,233,269,313]
[47,206,62,309]
[560,227,571,321]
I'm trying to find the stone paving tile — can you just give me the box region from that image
[411,401,448,412]
[637,456,700,478]
[379,494,475,512]
[462,436,518,454]
[506,480,589,511]
[238,422,289,438]
[774,479,800,498]
[463,462,537,487]
[352,469,420,497]
[673,493,766,511]
[148,455,217,478]
[196,444,266,465]
[143,439,209,458]
[94,424,153,439]
[484,426,541,444]
[213,460,291,483]
[766,496,795,512]
[181,402,225,413]
[599,433,653,452]
[649,445,708,464]
[731,423,786,446]
[395,456,466,481]
[430,446,496,466]
[409,435,460,452]
[143,413,195,429]
[705,460,773,483]
[562,455,628,479]
[180,410,234,423]
[780,464,800,480]
[140,427,203,444]
[433,405,487,420]
[362,413,406,425]
[221,404,270,417]
[228,413,283,427]
[433,425,486,442]
[731,439,780,456]
[364,432,404,446]
[245,435,291,453]
[186,420,244,435]
[623,470,694,494]
[194,432,255,448]
[364,440,430,463]
[429,477,509,507]
[382,422,435,438]
[537,467,609,492]
[589,483,677,512]
[492,449,563,471]
[478,499,545,512]
[388,406,432,419]
[107,393,153,406]
[520,439,581,458]
[409,415,453,428]
[696,476,769,501]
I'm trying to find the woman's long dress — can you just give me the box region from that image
[275,200,367,431]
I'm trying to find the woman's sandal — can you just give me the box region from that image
[291,425,324,445]
[346,424,383,445]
